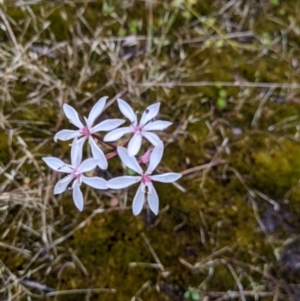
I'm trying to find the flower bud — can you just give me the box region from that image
[138,148,154,164]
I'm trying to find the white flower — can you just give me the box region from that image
[107,143,182,216]
[54,96,125,170]
[103,98,172,157]
[42,138,107,211]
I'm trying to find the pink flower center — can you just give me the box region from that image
[141,174,151,184]
[132,124,142,133]
[80,126,91,136]
[70,169,81,179]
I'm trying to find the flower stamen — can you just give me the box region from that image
[80,126,91,136]
[141,174,151,184]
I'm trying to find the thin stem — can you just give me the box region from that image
[92,133,116,149]
[105,151,118,160]
[92,134,130,151]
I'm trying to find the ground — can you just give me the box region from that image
[1,0,300,300]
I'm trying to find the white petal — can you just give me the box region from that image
[78,158,98,173]
[70,137,85,167]
[107,176,141,189]
[83,116,90,128]
[127,133,142,157]
[150,172,182,183]
[89,137,108,170]
[132,183,145,216]
[117,147,143,174]
[142,132,162,147]
[54,129,81,142]
[54,175,73,194]
[72,182,84,211]
[117,98,137,123]
[147,183,159,215]
[87,96,108,126]
[103,127,132,142]
[139,103,160,126]
[143,120,172,131]
[63,104,84,129]
[146,143,164,174]
[92,119,125,133]
[82,176,107,189]
[42,157,72,173]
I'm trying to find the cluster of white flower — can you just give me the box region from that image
[43,97,182,215]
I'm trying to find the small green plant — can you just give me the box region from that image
[184,287,200,300]
[102,2,118,18]
[217,89,227,109]
[153,38,170,46]
[262,32,272,46]
[129,20,140,34]
[118,28,126,37]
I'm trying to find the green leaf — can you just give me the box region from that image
[219,89,227,98]
[103,3,112,15]
[217,98,227,109]
[129,20,139,34]
[182,10,191,19]
[153,38,170,46]
[110,12,118,19]
[127,168,136,176]
[165,13,177,33]
[215,39,224,48]
[183,290,191,299]
[118,28,126,37]
[163,39,170,46]
[191,291,200,301]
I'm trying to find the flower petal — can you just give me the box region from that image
[92,119,125,133]
[54,129,81,142]
[82,176,107,190]
[87,96,108,126]
[127,133,142,157]
[70,137,85,167]
[142,132,161,147]
[103,127,132,142]
[117,147,143,174]
[54,175,73,194]
[78,158,98,173]
[117,98,137,123]
[132,183,145,216]
[42,157,72,173]
[150,172,182,183]
[63,103,84,129]
[143,120,172,131]
[107,176,141,189]
[72,182,84,211]
[147,183,159,215]
[146,143,164,174]
[139,102,160,126]
[89,137,108,170]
